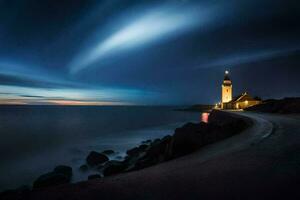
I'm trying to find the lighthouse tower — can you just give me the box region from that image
[221,70,232,109]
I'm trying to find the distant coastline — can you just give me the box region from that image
[175,104,214,112]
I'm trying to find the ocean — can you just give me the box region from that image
[0,105,200,191]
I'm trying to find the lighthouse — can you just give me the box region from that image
[221,70,232,109]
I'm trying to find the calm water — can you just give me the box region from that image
[0,105,200,191]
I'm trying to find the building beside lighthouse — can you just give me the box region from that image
[220,71,261,110]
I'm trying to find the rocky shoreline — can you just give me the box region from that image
[1,110,252,199]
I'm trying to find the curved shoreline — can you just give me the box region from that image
[1,110,256,199]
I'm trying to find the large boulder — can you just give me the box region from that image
[54,165,72,179]
[124,142,158,171]
[86,151,109,166]
[126,144,149,158]
[138,144,149,151]
[145,135,172,161]
[172,122,209,157]
[79,164,88,172]
[33,172,70,189]
[103,160,128,176]
[208,110,249,137]
[126,147,140,157]
[33,165,73,188]
[128,135,173,171]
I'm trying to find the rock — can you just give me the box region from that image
[102,150,115,155]
[88,174,101,180]
[172,122,213,157]
[124,144,150,171]
[141,139,152,144]
[126,147,140,157]
[171,110,249,158]
[123,136,174,172]
[79,164,88,172]
[147,135,172,160]
[86,111,250,179]
[33,172,70,189]
[86,151,109,166]
[152,138,161,144]
[122,153,143,172]
[54,165,72,179]
[208,110,249,137]
[103,160,128,176]
[33,165,73,189]
[138,144,149,151]
[126,144,149,157]
[97,164,106,170]
[132,135,173,170]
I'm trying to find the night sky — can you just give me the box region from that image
[0,0,299,105]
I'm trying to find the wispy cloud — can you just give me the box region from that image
[0,62,81,89]
[69,3,218,74]
[195,47,300,69]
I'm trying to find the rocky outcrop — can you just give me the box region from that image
[103,160,129,176]
[33,165,72,189]
[172,122,210,157]
[86,151,109,166]
[54,165,72,178]
[100,110,250,177]
[132,135,173,170]
[126,144,149,157]
[172,110,249,158]
[141,139,152,144]
[79,164,88,172]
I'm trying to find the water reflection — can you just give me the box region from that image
[201,112,210,123]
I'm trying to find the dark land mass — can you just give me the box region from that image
[245,97,300,114]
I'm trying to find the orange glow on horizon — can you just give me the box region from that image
[47,100,131,106]
[0,100,28,105]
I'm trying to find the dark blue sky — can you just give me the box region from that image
[0,0,299,105]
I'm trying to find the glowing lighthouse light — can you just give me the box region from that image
[225,70,229,74]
